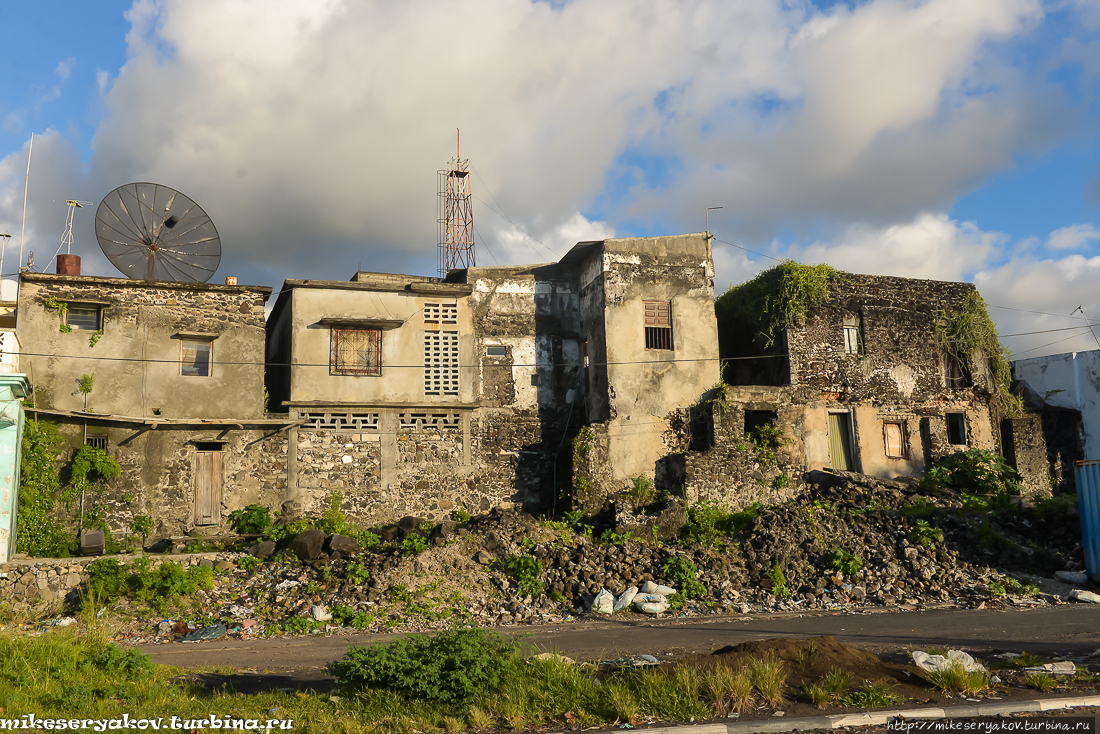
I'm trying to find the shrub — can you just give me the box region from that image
[769,565,790,599]
[85,559,129,604]
[662,556,707,599]
[227,504,272,535]
[500,555,543,597]
[825,548,863,575]
[328,628,519,704]
[922,448,1024,496]
[237,556,259,571]
[910,520,943,549]
[401,534,429,556]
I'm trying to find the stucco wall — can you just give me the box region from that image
[18,274,269,419]
[1015,349,1100,462]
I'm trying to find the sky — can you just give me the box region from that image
[1,0,1099,359]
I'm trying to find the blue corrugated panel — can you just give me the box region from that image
[1076,461,1100,579]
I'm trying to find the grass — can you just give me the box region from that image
[839,680,904,708]
[821,666,852,702]
[924,663,991,695]
[748,653,787,706]
[1024,672,1058,692]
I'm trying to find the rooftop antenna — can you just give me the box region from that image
[1072,306,1100,352]
[94,182,222,282]
[18,133,34,281]
[705,206,722,259]
[437,128,475,278]
[52,200,92,262]
[0,234,9,280]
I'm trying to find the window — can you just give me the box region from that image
[883,422,907,459]
[180,338,213,377]
[486,346,507,357]
[425,331,459,395]
[944,355,968,388]
[66,304,100,331]
[946,413,967,446]
[644,301,673,350]
[842,314,862,354]
[85,433,108,452]
[330,328,381,375]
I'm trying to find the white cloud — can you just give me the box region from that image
[54,57,76,82]
[0,0,1091,288]
[1046,223,1100,250]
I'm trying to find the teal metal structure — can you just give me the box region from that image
[0,374,30,563]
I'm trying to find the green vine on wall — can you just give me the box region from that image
[715,260,841,350]
[934,292,1022,419]
[44,296,72,333]
[16,421,123,557]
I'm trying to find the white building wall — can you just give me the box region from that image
[1014,349,1100,460]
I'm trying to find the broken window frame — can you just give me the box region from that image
[943,355,969,388]
[65,303,102,331]
[842,314,862,355]
[882,421,907,459]
[179,337,213,378]
[946,412,967,446]
[644,300,674,351]
[330,328,382,376]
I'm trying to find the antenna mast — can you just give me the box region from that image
[58,200,90,257]
[437,129,475,278]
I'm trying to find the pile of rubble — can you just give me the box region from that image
[53,470,1090,644]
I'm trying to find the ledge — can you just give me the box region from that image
[24,407,302,429]
[172,331,220,339]
[317,318,404,330]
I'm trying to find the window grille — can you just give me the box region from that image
[424,331,459,395]
[66,304,100,331]
[85,434,108,451]
[398,412,461,430]
[300,412,380,430]
[331,329,381,375]
[643,301,673,350]
[423,303,457,329]
[180,338,212,377]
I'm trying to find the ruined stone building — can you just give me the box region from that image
[265,233,719,524]
[622,267,1017,510]
[16,267,295,539]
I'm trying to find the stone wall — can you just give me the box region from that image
[295,429,381,520]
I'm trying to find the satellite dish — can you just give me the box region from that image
[95,182,221,282]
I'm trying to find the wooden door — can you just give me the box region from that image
[194,452,223,525]
[828,413,854,472]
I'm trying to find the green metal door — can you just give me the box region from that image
[828,412,853,471]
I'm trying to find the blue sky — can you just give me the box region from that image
[1,0,1100,357]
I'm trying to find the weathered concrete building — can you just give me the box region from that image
[265,233,720,523]
[16,268,294,539]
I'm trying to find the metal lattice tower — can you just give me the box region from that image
[437,131,475,277]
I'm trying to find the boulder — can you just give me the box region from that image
[291,529,326,561]
[397,516,430,539]
[615,499,687,543]
[249,540,276,559]
[474,550,494,565]
[326,534,360,556]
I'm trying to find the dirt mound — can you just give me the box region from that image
[707,635,919,689]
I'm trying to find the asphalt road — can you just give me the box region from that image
[136,604,1100,671]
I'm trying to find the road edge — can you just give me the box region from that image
[634,694,1100,734]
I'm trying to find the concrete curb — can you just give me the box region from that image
[636,694,1100,734]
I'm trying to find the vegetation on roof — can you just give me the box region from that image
[715,260,842,351]
[935,291,1022,419]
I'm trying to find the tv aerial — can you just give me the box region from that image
[94,182,221,282]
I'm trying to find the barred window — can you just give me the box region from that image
[180,338,213,377]
[85,433,108,451]
[644,301,673,350]
[331,329,381,375]
[425,331,459,395]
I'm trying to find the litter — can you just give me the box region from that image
[912,649,985,673]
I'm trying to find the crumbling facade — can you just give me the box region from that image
[265,234,720,523]
[16,271,294,540]
[663,271,1009,510]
